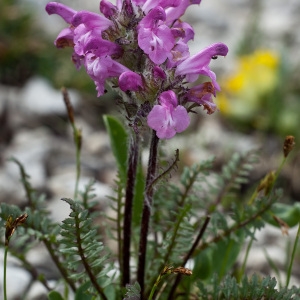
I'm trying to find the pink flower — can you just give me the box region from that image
[186,82,217,114]
[138,7,175,64]
[46,2,76,23]
[85,53,129,96]
[175,42,228,90]
[100,0,118,18]
[165,0,201,25]
[147,91,190,139]
[119,71,144,92]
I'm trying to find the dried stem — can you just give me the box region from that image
[62,88,81,200]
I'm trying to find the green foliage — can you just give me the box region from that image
[1,144,297,299]
[123,282,141,300]
[267,202,300,228]
[142,149,283,298]
[197,273,300,299]
[60,197,111,297]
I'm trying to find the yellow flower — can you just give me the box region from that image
[218,50,279,119]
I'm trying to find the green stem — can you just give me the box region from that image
[148,272,164,300]
[286,221,300,287]
[3,245,8,300]
[73,126,81,200]
[239,230,255,282]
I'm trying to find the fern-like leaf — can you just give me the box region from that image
[60,198,111,299]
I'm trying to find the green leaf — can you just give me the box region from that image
[103,115,128,182]
[193,248,213,280]
[75,282,93,300]
[48,291,65,300]
[195,229,245,281]
[267,203,300,228]
[211,229,245,279]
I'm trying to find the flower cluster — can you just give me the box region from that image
[46,0,228,139]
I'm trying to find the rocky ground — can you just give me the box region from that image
[1,0,300,299]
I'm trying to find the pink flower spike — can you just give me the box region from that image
[46,2,76,23]
[119,71,144,92]
[147,91,190,139]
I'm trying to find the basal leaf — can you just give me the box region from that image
[103,115,128,182]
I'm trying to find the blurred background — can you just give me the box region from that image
[1,0,300,298]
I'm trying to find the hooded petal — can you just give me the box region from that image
[176,42,228,78]
[119,71,144,91]
[46,2,76,23]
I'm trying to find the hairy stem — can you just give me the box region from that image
[117,184,124,288]
[137,131,159,298]
[122,133,140,286]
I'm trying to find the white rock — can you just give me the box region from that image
[20,77,79,116]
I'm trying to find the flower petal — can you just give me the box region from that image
[46,2,76,23]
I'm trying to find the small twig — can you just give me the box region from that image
[61,87,82,200]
